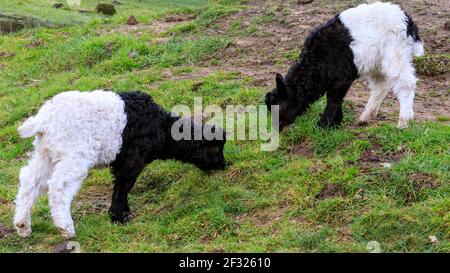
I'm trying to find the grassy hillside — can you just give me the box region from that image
[0,0,210,25]
[0,0,448,252]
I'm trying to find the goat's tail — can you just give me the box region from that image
[412,41,424,57]
[18,115,43,138]
[404,11,424,57]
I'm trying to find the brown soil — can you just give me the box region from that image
[165,13,196,23]
[100,13,195,36]
[75,186,111,214]
[235,201,290,228]
[358,136,406,172]
[291,139,314,158]
[336,227,354,243]
[409,172,440,190]
[0,51,15,58]
[25,39,44,49]
[315,182,344,200]
[0,222,15,238]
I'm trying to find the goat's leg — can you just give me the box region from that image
[109,153,146,224]
[14,150,52,237]
[47,158,90,239]
[359,76,390,124]
[317,84,351,128]
[391,71,417,129]
[379,49,417,128]
[109,175,136,224]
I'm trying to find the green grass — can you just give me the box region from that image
[414,54,450,76]
[0,0,210,25]
[0,0,449,253]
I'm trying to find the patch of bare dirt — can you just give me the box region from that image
[0,197,9,205]
[235,201,290,228]
[165,13,196,23]
[291,139,314,158]
[150,21,180,35]
[25,39,44,49]
[151,13,196,34]
[75,186,111,214]
[97,24,152,36]
[99,12,196,36]
[445,21,450,30]
[205,1,358,86]
[0,222,15,238]
[150,67,221,86]
[359,136,406,172]
[409,173,440,190]
[316,182,344,200]
[0,51,15,58]
[199,234,216,244]
[336,227,354,243]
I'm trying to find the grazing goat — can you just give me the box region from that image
[265,1,424,129]
[14,90,226,239]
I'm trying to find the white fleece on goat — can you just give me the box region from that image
[14,90,127,238]
[340,2,424,128]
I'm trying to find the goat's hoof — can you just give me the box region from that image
[60,231,76,240]
[110,211,134,224]
[357,120,368,127]
[15,221,31,238]
[59,226,76,239]
[397,120,409,129]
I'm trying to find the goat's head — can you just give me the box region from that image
[265,73,299,130]
[170,119,227,171]
[192,124,227,171]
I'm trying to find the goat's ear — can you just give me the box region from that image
[275,73,287,98]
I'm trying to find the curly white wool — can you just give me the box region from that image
[14,90,127,239]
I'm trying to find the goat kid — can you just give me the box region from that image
[14,90,226,239]
[266,2,424,130]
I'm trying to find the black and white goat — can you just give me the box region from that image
[14,90,226,239]
[265,1,424,129]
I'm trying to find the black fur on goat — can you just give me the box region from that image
[109,91,227,223]
[265,15,358,130]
